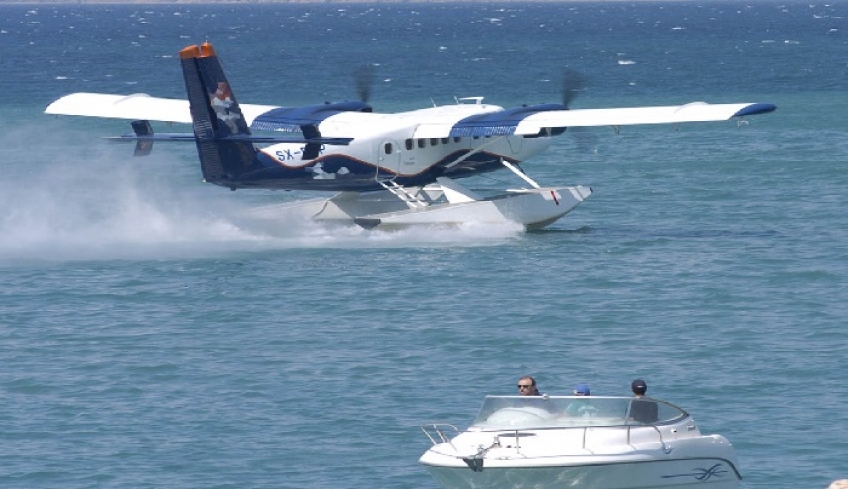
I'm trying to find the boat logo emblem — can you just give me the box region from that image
[662,463,729,482]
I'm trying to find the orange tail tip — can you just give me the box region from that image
[179,44,200,59]
[200,42,217,57]
[178,42,217,59]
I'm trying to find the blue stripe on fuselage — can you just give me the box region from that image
[225,148,511,191]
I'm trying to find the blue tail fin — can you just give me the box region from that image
[179,42,257,189]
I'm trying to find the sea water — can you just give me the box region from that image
[0,2,846,488]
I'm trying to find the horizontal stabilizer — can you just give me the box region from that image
[106,133,197,142]
[105,133,353,145]
[45,92,279,126]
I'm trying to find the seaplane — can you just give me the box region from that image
[45,42,776,230]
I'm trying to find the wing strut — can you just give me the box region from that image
[501,159,541,189]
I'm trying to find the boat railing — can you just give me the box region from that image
[421,423,460,446]
[493,423,669,451]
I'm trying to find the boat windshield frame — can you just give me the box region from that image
[468,396,689,430]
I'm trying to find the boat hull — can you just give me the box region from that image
[423,457,740,489]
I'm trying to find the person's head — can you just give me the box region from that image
[573,383,590,396]
[631,379,648,396]
[517,376,539,396]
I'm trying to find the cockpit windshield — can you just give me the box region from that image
[469,396,688,430]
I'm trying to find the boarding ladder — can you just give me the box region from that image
[377,179,430,210]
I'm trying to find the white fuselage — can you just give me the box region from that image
[256,101,555,184]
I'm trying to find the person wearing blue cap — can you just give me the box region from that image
[564,383,595,417]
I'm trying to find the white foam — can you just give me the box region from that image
[0,122,522,261]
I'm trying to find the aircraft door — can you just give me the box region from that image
[378,139,402,177]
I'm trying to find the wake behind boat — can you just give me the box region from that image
[420,395,740,489]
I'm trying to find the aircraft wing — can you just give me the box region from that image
[514,102,777,135]
[47,93,776,140]
[45,92,279,125]
[412,101,776,139]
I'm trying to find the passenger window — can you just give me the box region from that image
[430,138,439,146]
[453,137,461,143]
[405,139,413,150]
[417,139,426,149]
[384,143,393,155]
[441,138,449,145]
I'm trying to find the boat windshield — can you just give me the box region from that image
[469,396,688,430]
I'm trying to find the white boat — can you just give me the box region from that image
[419,395,741,489]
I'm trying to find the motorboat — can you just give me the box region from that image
[419,395,741,489]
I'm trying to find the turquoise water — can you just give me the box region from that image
[1,2,847,488]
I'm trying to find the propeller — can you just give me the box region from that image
[561,68,586,109]
[559,68,597,154]
[353,64,376,103]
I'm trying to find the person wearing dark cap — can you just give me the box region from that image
[628,379,658,423]
[631,379,648,397]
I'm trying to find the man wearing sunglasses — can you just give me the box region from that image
[517,376,541,396]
